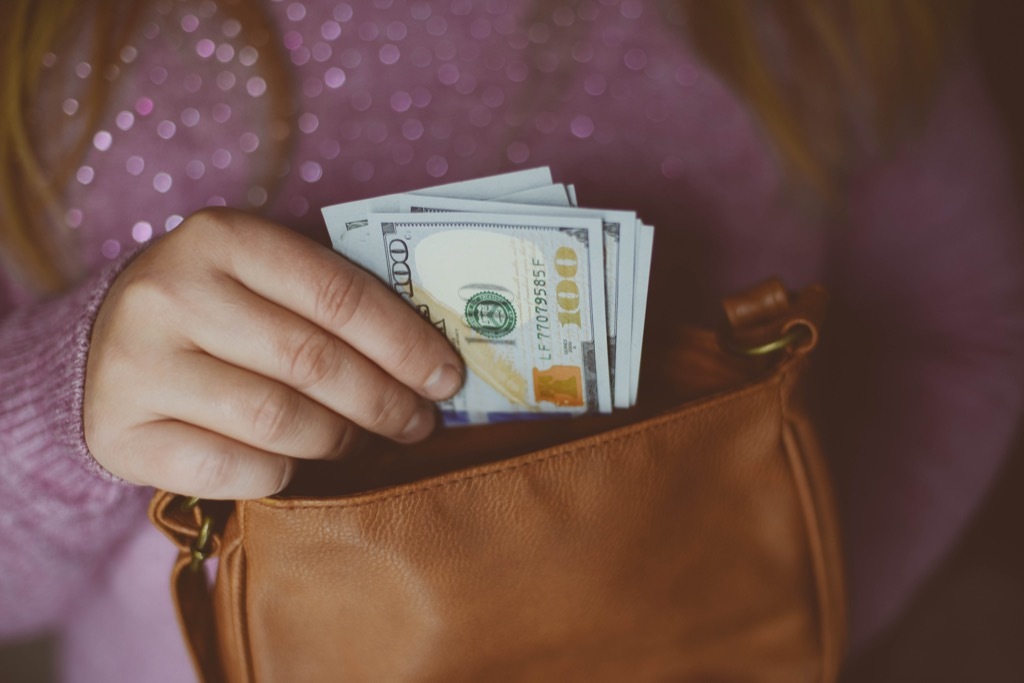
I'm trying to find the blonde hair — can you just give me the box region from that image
[2,0,967,291]
[0,0,291,292]
[683,0,968,194]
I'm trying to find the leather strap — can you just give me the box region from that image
[149,491,225,683]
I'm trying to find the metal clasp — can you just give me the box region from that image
[182,496,213,572]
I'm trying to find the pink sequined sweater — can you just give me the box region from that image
[2,2,1023,681]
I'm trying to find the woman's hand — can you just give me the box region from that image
[84,208,464,499]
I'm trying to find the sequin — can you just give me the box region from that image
[291,47,312,66]
[42,53,57,68]
[390,91,412,113]
[248,186,269,207]
[239,47,259,66]
[186,160,206,179]
[126,156,145,176]
[505,61,528,82]
[184,74,203,92]
[350,90,372,110]
[426,17,447,37]
[402,119,424,141]
[132,221,154,242]
[287,3,308,22]
[181,14,200,33]
[299,113,320,133]
[166,215,184,231]
[143,22,160,39]
[153,173,173,193]
[411,86,432,108]
[379,44,400,65]
[75,62,92,79]
[181,108,201,127]
[157,121,177,139]
[584,73,607,96]
[217,71,237,90]
[77,166,95,185]
[661,156,684,180]
[387,21,408,41]
[341,48,362,68]
[240,132,261,152]
[207,196,228,207]
[312,42,333,62]
[324,67,347,88]
[365,121,388,143]
[426,155,449,178]
[212,149,233,169]
[102,239,122,259]
[435,41,457,61]
[470,18,492,40]
[411,2,431,20]
[450,0,471,16]
[411,46,432,68]
[570,115,594,139]
[392,142,414,165]
[212,103,232,123]
[300,160,323,182]
[222,19,242,38]
[303,76,325,97]
[352,160,374,181]
[135,97,154,116]
[624,48,647,71]
[196,39,216,58]
[216,44,236,63]
[120,46,138,63]
[66,209,83,229]
[572,42,594,63]
[247,77,268,97]
[63,99,80,116]
[359,23,380,41]
[88,133,114,157]
[322,20,342,41]
[437,63,459,86]
[506,141,530,163]
[283,31,303,50]
[104,65,121,81]
[319,139,341,159]
[333,3,354,22]
[620,0,643,19]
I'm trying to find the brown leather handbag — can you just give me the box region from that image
[151,280,846,683]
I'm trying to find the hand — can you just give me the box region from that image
[84,208,464,499]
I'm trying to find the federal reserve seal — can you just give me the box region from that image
[465,291,517,339]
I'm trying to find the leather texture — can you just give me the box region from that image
[151,281,846,683]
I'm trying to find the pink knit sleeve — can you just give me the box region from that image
[829,60,1024,649]
[0,254,151,638]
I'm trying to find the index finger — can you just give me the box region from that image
[197,209,464,401]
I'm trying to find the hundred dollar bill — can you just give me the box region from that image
[357,212,613,423]
[497,184,573,207]
[630,223,655,406]
[321,167,554,253]
[395,194,637,409]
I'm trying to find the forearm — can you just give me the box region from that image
[0,256,149,638]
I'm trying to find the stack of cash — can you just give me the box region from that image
[321,167,653,425]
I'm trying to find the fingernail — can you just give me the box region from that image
[423,364,463,400]
[400,409,434,442]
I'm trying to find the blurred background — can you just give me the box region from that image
[2,3,1022,682]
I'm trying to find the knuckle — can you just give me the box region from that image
[314,267,367,330]
[388,324,429,378]
[325,421,359,460]
[249,387,301,447]
[286,329,337,391]
[366,384,414,434]
[192,449,240,496]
